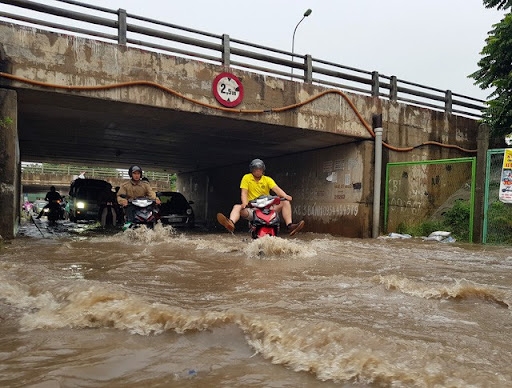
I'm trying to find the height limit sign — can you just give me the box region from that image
[212,72,244,107]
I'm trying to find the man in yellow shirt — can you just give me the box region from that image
[217,158,305,236]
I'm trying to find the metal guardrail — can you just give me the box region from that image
[21,164,173,182]
[0,0,485,118]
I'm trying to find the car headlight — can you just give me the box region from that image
[186,209,192,215]
[77,202,85,209]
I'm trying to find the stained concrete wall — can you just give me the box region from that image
[0,89,19,239]
[0,22,372,139]
[0,23,480,147]
[385,161,474,233]
[383,103,478,162]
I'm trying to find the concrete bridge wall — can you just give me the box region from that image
[0,23,482,239]
[0,22,371,139]
[0,23,478,152]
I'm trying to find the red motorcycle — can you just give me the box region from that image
[247,195,283,239]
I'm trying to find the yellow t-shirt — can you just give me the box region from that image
[240,173,277,201]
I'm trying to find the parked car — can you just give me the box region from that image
[68,178,112,222]
[157,191,195,228]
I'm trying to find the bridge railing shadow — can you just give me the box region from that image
[0,0,484,118]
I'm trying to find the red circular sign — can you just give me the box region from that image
[212,72,244,107]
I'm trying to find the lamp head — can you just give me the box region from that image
[304,9,312,17]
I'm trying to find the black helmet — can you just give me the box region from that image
[249,158,265,172]
[128,165,143,178]
[50,186,56,192]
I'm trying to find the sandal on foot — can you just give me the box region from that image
[217,213,235,232]
[288,220,305,236]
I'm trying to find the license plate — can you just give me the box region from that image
[164,216,184,223]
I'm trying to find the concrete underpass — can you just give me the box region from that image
[0,21,481,239]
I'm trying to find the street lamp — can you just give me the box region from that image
[291,8,312,79]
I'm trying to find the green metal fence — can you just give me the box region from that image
[384,158,476,242]
[483,149,512,244]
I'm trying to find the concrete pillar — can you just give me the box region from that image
[0,89,19,240]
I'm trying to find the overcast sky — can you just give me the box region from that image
[1,0,505,101]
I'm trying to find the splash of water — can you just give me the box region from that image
[243,236,316,259]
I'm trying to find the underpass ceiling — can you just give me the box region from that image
[16,89,358,173]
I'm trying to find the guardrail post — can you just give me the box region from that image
[444,90,452,114]
[222,34,230,67]
[390,75,397,102]
[304,54,312,83]
[118,9,127,45]
[371,71,379,97]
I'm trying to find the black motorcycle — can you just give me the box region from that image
[44,200,63,226]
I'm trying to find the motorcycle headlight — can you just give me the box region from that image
[77,201,85,209]
[186,209,192,215]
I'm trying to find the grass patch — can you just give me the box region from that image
[395,200,471,242]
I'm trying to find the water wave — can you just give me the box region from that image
[0,271,499,386]
[375,274,511,308]
[235,315,479,386]
[5,281,229,335]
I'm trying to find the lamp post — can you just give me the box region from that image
[291,8,312,79]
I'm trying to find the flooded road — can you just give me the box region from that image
[1,219,512,387]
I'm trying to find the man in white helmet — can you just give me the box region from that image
[217,158,305,236]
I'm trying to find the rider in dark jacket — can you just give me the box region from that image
[117,165,160,222]
[36,186,63,219]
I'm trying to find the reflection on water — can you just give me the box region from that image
[1,220,512,387]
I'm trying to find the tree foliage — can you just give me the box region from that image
[470,1,512,141]
[483,0,512,10]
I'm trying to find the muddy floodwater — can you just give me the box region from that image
[1,219,512,387]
